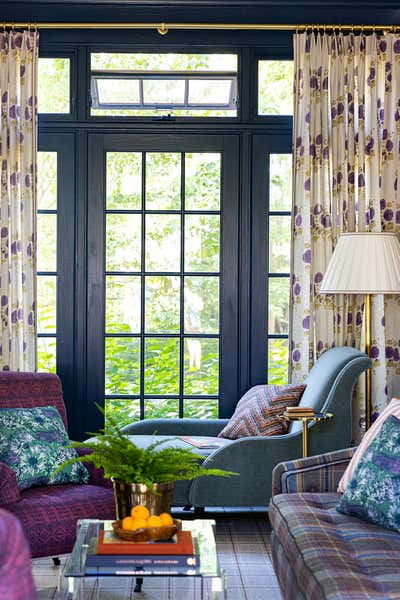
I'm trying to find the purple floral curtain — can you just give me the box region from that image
[0,31,39,370]
[290,32,400,440]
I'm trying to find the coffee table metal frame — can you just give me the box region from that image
[57,518,227,599]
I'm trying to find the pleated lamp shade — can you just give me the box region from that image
[320,232,400,294]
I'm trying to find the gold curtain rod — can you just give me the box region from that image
[1,22,398,35]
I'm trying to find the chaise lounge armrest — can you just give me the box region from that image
[121,418,229,437]
[75,447,113,489]
[271,446,357,496]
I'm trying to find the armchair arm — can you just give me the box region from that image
[121,418,229,437]
[0,462,20,506]
[75,447,113,489]
[271,446,357,496]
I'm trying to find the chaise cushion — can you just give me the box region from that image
[218,384,306,439]
[269,492,400,599]
[10,484,116,558]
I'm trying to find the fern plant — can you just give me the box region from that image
[55,405,235,489]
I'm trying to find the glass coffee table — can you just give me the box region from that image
[57,518,227,599]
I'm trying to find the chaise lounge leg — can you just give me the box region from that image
[134,577,143,592]
[194,506,205,517]
[52,557,61,566]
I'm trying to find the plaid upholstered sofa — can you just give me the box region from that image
[269,448,400,600]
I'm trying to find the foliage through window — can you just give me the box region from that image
[38,58,70,114]
[258,60,293,116]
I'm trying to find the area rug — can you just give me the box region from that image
[33,510,283,600]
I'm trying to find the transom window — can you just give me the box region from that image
[90,53,238,117]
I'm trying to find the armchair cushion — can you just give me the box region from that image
[218,384,306,439]
[0,406,89,491]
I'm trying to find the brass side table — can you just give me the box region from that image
[280,412,333,458]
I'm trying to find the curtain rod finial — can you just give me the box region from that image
[157,23,169,35]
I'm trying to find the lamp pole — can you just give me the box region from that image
[364,293,372,430]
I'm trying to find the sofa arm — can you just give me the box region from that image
[75,447,113,489]
[121,418,229,437]
[0,462,20,506]
[271,447,357,496]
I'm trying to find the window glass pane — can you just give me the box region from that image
[185,153,220,211]
[144,338,180,394]
[37,276,56,333]
[106,276,141,333]
[185,215,220,272]
[146,153,181,210]
[268,339,288,384]
[188,79,232,105]
[183,399,218,419]
[106,214,141,272]
[270,154,292,212]
[37,337,57,373]
[38,58,70,114]
[145,276,180,333]
[185,276,219,334]
[106,153,142,210]
[268,277,290,334]
[97,79,140,104]
[143,79,185,104]
[144,399,179,419]
[37,214,57,272]
[92,53,237,72]
[105,399,140,430]
[269,216,291,273]
[258,60,293,116]
[184,338,219,395]
[38,152,57,210]
[145,214,181,272]
[105,338,140,394]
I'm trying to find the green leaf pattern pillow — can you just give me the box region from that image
[0,406,89,490]
[337,414,400,532]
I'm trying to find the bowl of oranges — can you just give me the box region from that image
[112,504,180,542]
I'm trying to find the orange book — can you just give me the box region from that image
[97,529,194,555]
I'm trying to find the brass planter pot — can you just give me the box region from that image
[112,479,175,519]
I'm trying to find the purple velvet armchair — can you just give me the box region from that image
[0,508,36,600]
[0,372,116,558]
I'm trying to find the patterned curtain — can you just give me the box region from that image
[0,31,39,370]
[290,32,400,440]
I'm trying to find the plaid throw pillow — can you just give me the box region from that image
[218,384,306,439]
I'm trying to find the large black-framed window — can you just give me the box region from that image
[37,33,294,439]
[85,133,239,434]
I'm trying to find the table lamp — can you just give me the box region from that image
[319,232,400,429]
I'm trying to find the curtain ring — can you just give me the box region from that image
[34,23,38,33]
[2,21,6,33]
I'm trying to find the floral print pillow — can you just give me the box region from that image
[0,406,89,491]
[337,414,400,532]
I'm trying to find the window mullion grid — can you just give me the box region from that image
[179,152,185,418]
[139,151,146,419]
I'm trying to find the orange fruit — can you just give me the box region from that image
[122,516,135,530]
[159,513,174,526]
[147,515,163,528]
[131,518,148,530]
[131,505,150,520]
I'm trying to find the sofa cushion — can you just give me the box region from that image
[10,483,116,558]
[0,406,89,490]
[337,414,400,532]
[269,492,400,599]
[338,397,400,492]
[218,384,306,439]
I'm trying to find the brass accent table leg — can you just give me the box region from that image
[302,419,309,458]
[365,293,372,430]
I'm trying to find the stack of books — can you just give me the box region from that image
[86,528,198,576]
[284,406,315,418]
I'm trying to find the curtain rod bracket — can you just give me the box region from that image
[157,23,169,35]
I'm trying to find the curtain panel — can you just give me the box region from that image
[290,32,400,439]
[0,31,39,371]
